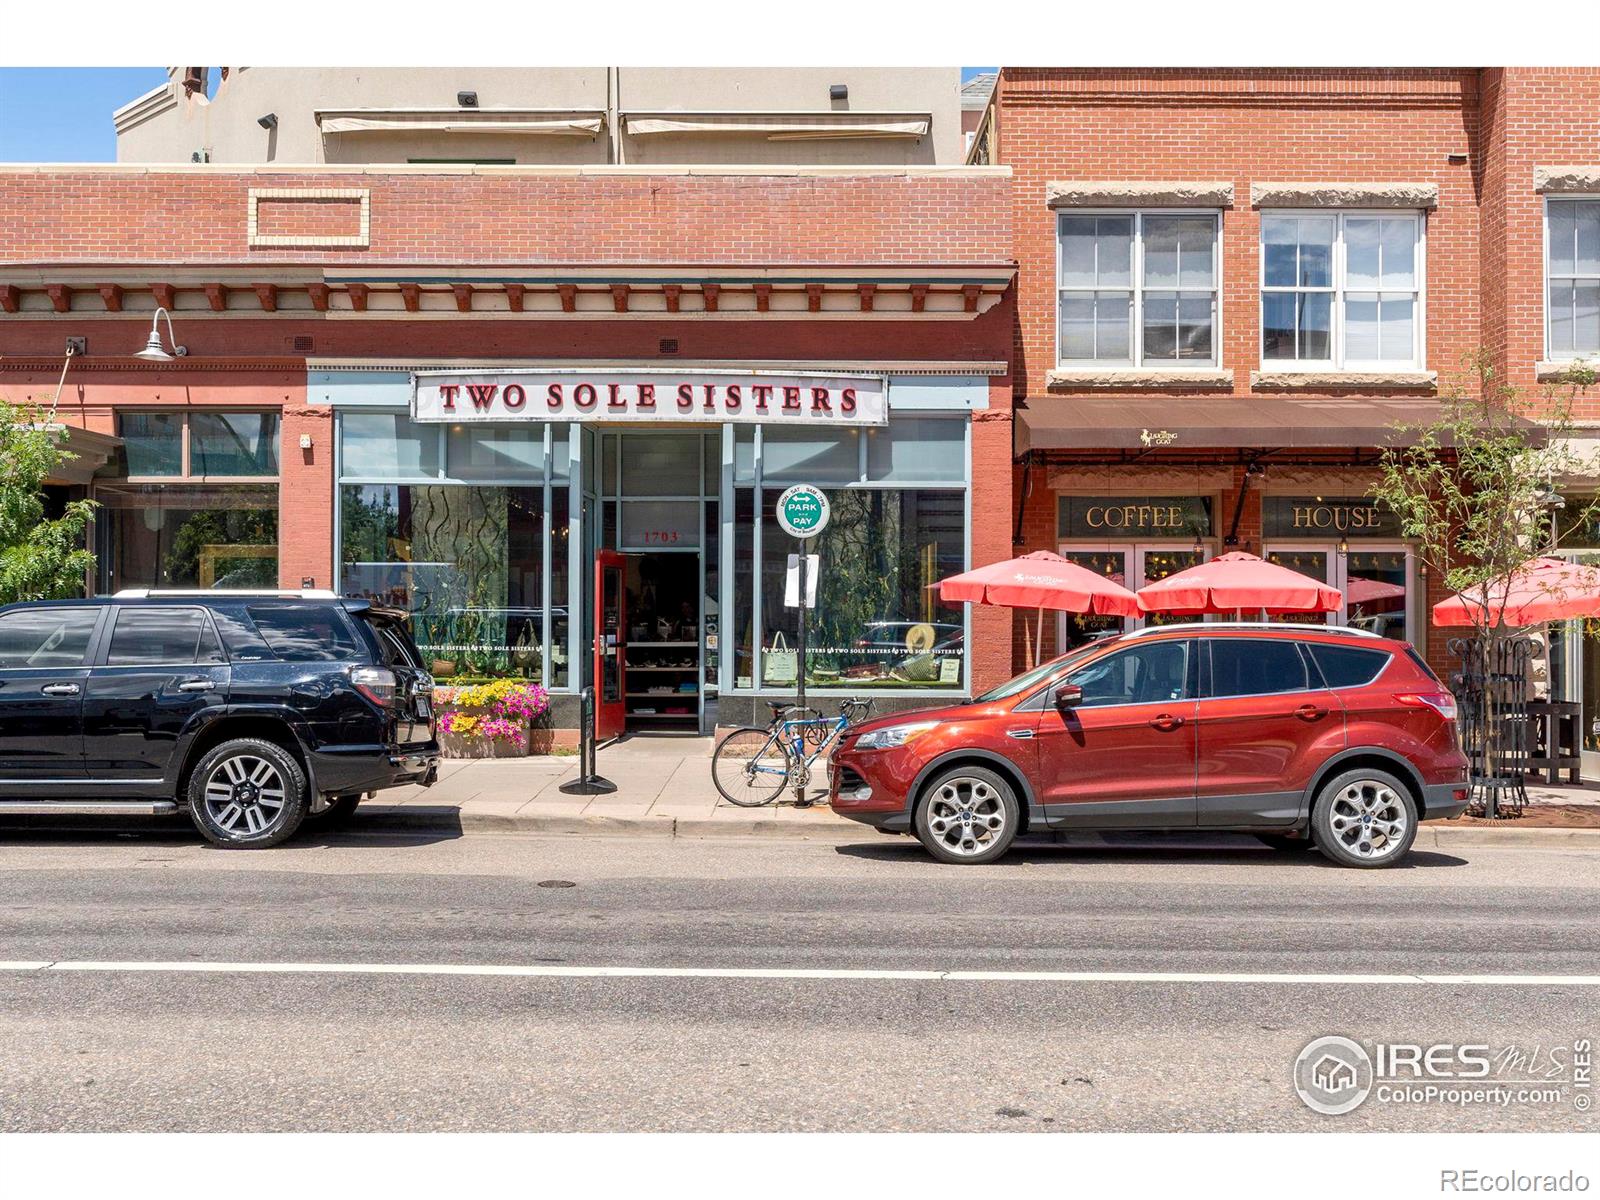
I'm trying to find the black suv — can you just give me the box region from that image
[0,591,438,848]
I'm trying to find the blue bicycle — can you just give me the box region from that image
[712,698,874,806]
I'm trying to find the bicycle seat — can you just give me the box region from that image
[765,700,791,716]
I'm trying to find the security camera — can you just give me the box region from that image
[257,113,278,130]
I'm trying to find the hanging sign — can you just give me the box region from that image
[411,369,887,426]
[776,484,831,539]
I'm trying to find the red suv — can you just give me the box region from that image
[829,624,1469,868]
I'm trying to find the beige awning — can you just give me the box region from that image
[317,110,604,137]
[31,423,121,486]
[625,114,929,140]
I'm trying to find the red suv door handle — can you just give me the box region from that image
[1149,713,1185,731]
[1296,703,1328,720]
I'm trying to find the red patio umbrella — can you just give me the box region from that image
[1137,551,1343,616]
[1432,557,1600,627]
[939,550,1141,666]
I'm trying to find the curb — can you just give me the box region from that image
[363,806,1600,847]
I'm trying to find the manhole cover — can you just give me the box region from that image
[536,879,577,889]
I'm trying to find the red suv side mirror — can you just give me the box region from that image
[1053,683,1083,708]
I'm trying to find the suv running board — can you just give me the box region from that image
[0,800,180,816]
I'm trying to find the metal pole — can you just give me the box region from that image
[795,538,808,806]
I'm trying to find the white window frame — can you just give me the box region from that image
[1258,209,1427,372]
[1056,209,1223,370]
[1544,195,1600,362]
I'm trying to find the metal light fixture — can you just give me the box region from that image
[1337,534,1350,555]
[257,112,278,130]
[133,307,187,361]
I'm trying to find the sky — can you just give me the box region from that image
[1,67,995,163]
[0,68,167,161]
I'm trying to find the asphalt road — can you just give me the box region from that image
[0,818,1596,1132]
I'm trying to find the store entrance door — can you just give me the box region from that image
[593,550,628,741]
[621,550,703,731]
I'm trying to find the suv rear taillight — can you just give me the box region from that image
[350,665,400,708]
[1394,691,1457,721]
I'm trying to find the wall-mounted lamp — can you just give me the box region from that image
[133,307,187,361]
[457,90,478,108]
[257,112,278,130]
[1337,534,1350,555]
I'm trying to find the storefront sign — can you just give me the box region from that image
[1058,496,1212,539]
[411,369,887,426]
[1262,497,1402,540]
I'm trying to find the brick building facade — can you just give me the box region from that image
[977,68,1600,695]
[0,165,1016,737]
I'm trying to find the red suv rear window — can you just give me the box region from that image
[1305,642,1392,688]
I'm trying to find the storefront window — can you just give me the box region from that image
[762,429,861,484]
[98,483,279,590]
[190,412,280,476]
[759,489,966,689]
[119,413,183,477]
[340,413,440,478]
[1344,550,1408,640]
[339,484,547,681]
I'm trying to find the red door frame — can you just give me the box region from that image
[594,550,628,741]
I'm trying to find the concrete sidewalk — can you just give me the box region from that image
[360,737,1600,847]
[370,735,846,838]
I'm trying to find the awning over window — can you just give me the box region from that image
[317,109,604,137]
[32,423,121,486]
[624,113,930,140]
[1015,397,1541,453]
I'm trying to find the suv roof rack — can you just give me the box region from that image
[1124,621,1382,640]
[111,588,341,599]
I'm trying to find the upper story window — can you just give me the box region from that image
[1260,212,1424,370]
[1547,199,1600,360]
[1057,212,1220,367]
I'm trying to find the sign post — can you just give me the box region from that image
[776,484,831,807]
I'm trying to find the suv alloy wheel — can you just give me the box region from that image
[1309,768,1418,868]
[187,737,309,849]
[914,765,1019,865]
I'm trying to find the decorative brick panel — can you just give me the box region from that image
[248,188,370,247]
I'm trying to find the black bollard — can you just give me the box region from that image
[559,686,617,796]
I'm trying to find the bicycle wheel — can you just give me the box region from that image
[712,727,793,807]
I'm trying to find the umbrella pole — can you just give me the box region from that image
[1035,607,1045,669]
[1022,610,1033,670]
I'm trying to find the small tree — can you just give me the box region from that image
[1372,352,1599,815]
[0,399,97,603]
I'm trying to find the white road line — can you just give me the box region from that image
[0,961,1596,986]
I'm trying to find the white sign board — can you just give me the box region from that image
[412,369,887,426]
[784,554,820,608]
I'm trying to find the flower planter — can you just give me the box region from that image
[433,681,553,759]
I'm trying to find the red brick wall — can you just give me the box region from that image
[0,169,1012,267]
[996,68,1484,403]
[277,403,333,588]
[1478,68,1600,418]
